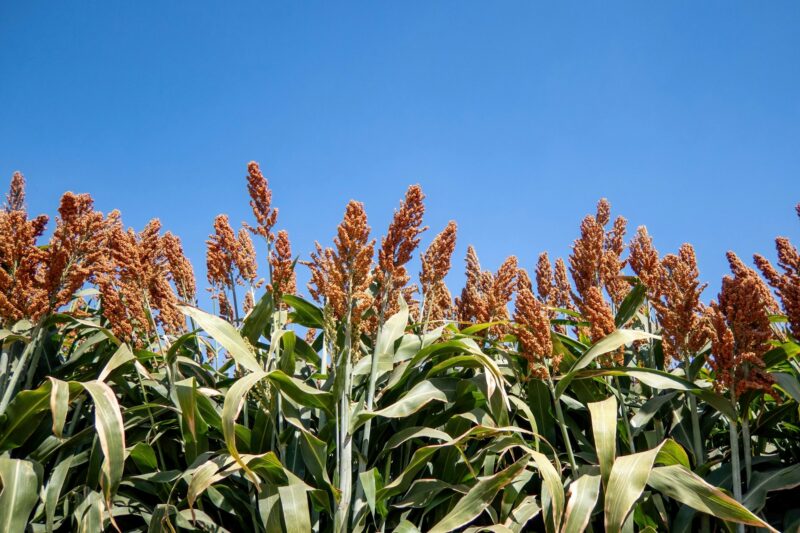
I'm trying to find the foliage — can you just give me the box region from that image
[0,169,798,532]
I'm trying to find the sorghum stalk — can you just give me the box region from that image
[548,376,578,477]
[354,283,391,521]
[335,293,354,533]
[613,375,636,453]
[685,354,705,467]
[228,273,240,325]
[729,416,744,533]
[729,377,745,533]
[0,325,42,414]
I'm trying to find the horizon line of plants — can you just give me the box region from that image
[0,164,798,532]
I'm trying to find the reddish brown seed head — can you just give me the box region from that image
[270,229,297,305]
[5,171,26,212]
[513,279,556,378]
[420,221,457,324]
[246,161,278,241]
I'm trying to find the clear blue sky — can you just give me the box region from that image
[1,2,798,304]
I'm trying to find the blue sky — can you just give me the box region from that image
[1,2,798,305]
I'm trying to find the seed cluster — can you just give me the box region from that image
[1,165,796,404]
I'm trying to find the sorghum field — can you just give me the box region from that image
[0,164,798,533]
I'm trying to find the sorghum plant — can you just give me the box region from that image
[0,167,797,533]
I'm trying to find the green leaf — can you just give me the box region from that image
[0,382,52,450]
[48,377,71,438]
[648,465,777,531]
[562,474,601,533]
[182,305,262,373]
[359,468,379,517]
[98,343,135,382]
[569,367,736,420]
[588,395,617,487]
[278,482,311,533]
[81,380,126,505]
[385,426,451,450]
[529,450,564,533]
[282,295,324,328]
[614,283,647,328]
[742,463,800,513]
[429,454,530,533]
[241,290,274,344]
[655,439,691,469]
[176,378,199,442]
[772,373,800,404]
[504,495,541,533]
[604,442,665,533]
[556,329,658,397]
[266,370,334,415]
[352,379,453,431]
[187,460,222,508]
[43,455,74,533]
[0,458,40,533]
[631,392,678,431]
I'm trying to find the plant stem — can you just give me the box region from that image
[228,276,241,326]
[0,325,40,414]
[613,376,636,453]
[729,415,744,533]
[354,295,389,522]
[742,410,752,488]
[685,356,705,468]
[335,296,354,533]
[548,376,578,477]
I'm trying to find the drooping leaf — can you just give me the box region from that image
[81,380,126,504]
[182,306,262,373]
[282,295,324,329]
[556,330,658,397]
[429,454,530,533]
[742,463,800,513]
[648,464,777,531]
[604,442,665,533]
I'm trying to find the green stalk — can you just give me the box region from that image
[613,376,636,453]
[0,341,9,397]
[729,415,744,533]
[228,275,241,325]
[728,375,744,533]
[742,410,752,488]
[548,376,578,477]
[0,325,41,414]
[335,292,355,533]
[685,355,705,468]
[354,292,389,522]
